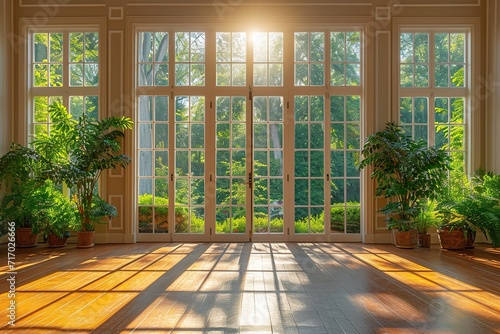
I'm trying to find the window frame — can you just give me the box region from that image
[20,18,106,146]
[393,18,481,176]
[131,21,369,243]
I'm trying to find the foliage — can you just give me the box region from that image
[330,203,361,233]
[435,203,475,233]
[0,143,49,234]
[34,101,133,232]
[437,169,500,247]
[358,122,451,231]
[38,180,79,239]
[295,213,325,234]
[414,200,438,234]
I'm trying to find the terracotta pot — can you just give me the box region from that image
[418,233,431,248]
[465,230,476,249]
[437,228,466,250]
[48,233,68,248]
[15,227,39,248]
[393,229,418,249]
[77,231,95,248]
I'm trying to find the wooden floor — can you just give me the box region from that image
[0,242,499,334]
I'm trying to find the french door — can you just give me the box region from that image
[136,27,363,242]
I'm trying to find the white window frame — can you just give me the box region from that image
[20,18,106,145]
[393,17,481,176]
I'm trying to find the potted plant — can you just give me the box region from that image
[0,144,48,247]
[458,169,500,248]
[414,200,437,247]
[34,101,133,247]
[435,203,475,250]
[358,122,451,248]
[41,181,79,247]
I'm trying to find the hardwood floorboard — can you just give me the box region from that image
[1,242,499,333]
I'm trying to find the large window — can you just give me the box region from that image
[399,30,468,174]
[30,30,100,139]
[135,27,363,241]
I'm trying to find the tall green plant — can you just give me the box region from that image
[358,122,451,230]
[34,101,133,232]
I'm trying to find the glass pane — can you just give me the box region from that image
[155,96,169,121]
[331,64,345,86]
[346,151,360,177]
[34,64,48,87]
[84,32,99,62]
[310,96,324,122]
[451,97,464,123]
[233,64,246,86]
[139,96,153,121]
[330,179,345,204]
[155,124,168,148]
[346,96,360,122]
[346,32,360,62]
[139,124,152,149]
[331,32,345,62]
[139,64,153,86]
[435,33,449,63]
[49,64,63,87]
[310,124,324,149]
[414,97,428,123]
[310,179,324,205]
[415,125,428,142]
[295,64,309,86]
[175,64,189,86]
[295,124,308,149]
[450,33,465,63]
[399,97,413,124]
[414,33,428,63]
[330,123,345,149]
[331,152,344,177]
[70,64,83,86]
[346,64,360,86]
[346,179,361,203]
[346,124,360,149]
[34,33,48,62]
[216,64,231,86]
[254,64,268,86]
[415,64,428,87]
[435,64,449,87]
[86,96,98,120]
[269,64,283,86]
[400,33,413,63]
[155,32,169,62]
[400,64,413,87]
[84,63,99,86]
[70,32,83,62]
[311,64,324,86]
[295,32,308,62]
[138,32,153,62]
[331,96,344,122]
[139,151,153,176]
[49,33,63,62]
[191,64,205,86]
[310,151,324,177]
[435,97,449,123]
[155,151,169,177]
[155,64,169,86]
